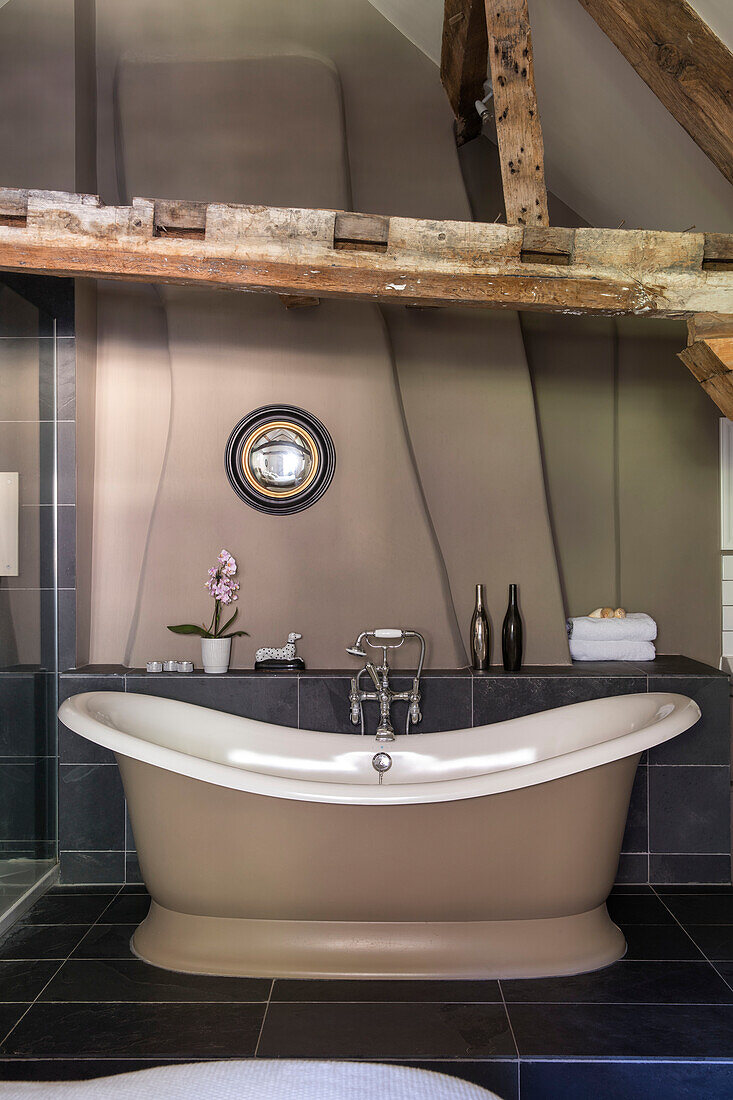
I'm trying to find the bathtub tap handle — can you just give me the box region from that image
[365,662,382,690]
[372,752,392,784]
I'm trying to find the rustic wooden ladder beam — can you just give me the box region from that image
[0,188,732,321]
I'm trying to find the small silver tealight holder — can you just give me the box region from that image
[176,661,194,673]
[163,660,178,672]
[146,661,163,673]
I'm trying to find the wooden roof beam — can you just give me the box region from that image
[441,0,489,146]
[0,188,732,317]
[679,314,733,418]
[576,0,733,186]
[485,0,549,227]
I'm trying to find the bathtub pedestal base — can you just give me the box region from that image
[132,900,626,979]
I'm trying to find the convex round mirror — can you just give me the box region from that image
[225,405,336,514]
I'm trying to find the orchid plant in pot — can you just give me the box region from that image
[168,550,248,673]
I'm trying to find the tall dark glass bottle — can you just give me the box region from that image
[470,583,490,670]
[502,583,523,672]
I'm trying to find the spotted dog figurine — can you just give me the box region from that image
[254,632,305,671]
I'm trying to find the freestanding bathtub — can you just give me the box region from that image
[59,689,700,979]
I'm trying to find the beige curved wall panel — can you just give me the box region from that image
[384,305,570,665]
[90,5,568,668]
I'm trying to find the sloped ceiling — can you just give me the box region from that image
[368,0,733,232]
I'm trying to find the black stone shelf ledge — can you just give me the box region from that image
[61,654,729,678]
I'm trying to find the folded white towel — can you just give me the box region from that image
[567,612,657,643]
[569,639,656,662]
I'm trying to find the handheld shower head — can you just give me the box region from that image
[347,631,368,659]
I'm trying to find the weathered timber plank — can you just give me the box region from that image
[576,0,733,186]
[688,312,733,342]
[485,0,549,226]
[679,336,733,382]
[279,294,320,309]
[0,189,731,317]
[679,324,733,417]
[704,234,733,272]
[152,198,207,238]
[333,212,389,251]
[699,374,733,419]
[521,226,575,265]
[441,0,489,145]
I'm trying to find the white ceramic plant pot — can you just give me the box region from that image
[201,636,231,675]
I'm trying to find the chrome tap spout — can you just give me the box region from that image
[346,630,425,739]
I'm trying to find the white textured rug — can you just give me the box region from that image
[0,1061,502,1098]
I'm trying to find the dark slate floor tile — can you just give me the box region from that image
[714,962,733,987]
[649,854,732,884]
[0,673,49,757]
[271,979,502,1002]
[635,655,726,677]
[51,885,120,895]
[614,853,648,885]
[39,959,271,1003]
[389,1060,518,1100]
[125,675,298,727]
[662,894,733,925]
[501,960,733,1004]
[100,894,150,924]
[0,1005,30,1045]
[72,925,136,959]
[0,1059,191,1081]
[610,884,653,894]
[56,421,75,507]
[619,924,704,961]
[687,927,733,960]
[481,663,646,678]
[648,766,730,854]
[56,588,76,674]
[299,674,472,736]
[621,765,647,853]
[125,853,144,885]
[606,893,675,925]
[647,676,729,765]
[508,1002,733,1057]
[120,884,148,893]
[257,1001,515,1059]
[473,675,644,725]
[1,1002,265,1057]
[54,337,76,421]
[0,924,89,961]
[0,961,59,1001]
[58,676,124,764]
[58,765,125,851]
[655,884,733,894]
[0,763,52,843]
[60,851,125,886]
[56,505,76,588]
[520,1059,733,1100]
[383,677,472,735]
[298,676,354,734]
[23,893,114,925]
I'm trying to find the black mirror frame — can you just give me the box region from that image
[225,404,336,515]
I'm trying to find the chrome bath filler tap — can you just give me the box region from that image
[346,629,426,742]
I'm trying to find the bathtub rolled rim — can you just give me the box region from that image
[58,689,701,805]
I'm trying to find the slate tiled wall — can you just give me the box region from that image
[0,274,74,867]
[58,658,731,886]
